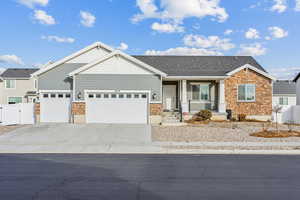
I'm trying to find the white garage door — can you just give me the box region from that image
[40,92,72,123]
[86,92,149,124]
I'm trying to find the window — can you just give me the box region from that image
[50,94,56,98]
[142,94,147,99]
[279,97,288,105]
[96,94,101,98]
[238,84,256,102]
[43,94,49,98]
[192,84,210,101]
[111,94,117,98]
[58,94,64,98]
[88,94,94,98]
[65,94,71,98]
[5,80,16,89]
[8,97,22,104]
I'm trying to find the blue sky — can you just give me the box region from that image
[0,0,299,79]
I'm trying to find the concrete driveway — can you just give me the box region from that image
[0,124,159,153]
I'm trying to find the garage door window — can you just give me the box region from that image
[142,94,147,98]
[96,94,101,98]
[104,94,109,98]
[66,94,71,98]
[58,94,64,98]
[43,94,49,98]
[126,94,132,98]
[111,94,117,98]
[51,94,56,98]
[88,94,94,98]
[119,94,124,98]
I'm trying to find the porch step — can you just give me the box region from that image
[162,112,181,124]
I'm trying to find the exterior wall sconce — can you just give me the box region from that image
[152,92,157,100]
[77,92,82,100]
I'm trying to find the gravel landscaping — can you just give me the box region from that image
[152,122,300,143]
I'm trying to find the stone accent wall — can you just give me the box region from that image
[150,104,162,115]
[72,102,86,115]
[35,103,40,115]
[224,69,272,118]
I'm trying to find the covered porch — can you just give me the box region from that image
[162,77,227,119]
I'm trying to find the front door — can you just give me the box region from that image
[163,85,177,111]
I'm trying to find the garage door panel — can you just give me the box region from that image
[40,93,72,123]
[86,93,148,124]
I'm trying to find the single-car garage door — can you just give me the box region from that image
[40,92,72,123]
[86,92,149,124]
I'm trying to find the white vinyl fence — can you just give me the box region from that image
[0,103,35,126]
[273,105,300,124]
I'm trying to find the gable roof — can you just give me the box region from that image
[133,56,266,77]
[32,42,114,77]
[68,51,167,77]
[273,80,296,95]
[293,72,300,82]
[1,68,39,79]
[226,64,275,80]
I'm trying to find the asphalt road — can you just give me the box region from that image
[1,154,300,200]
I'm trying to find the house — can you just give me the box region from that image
[273,80,297,107]
[32,41,275,124]
[272,80,297,123]
[294,73,300,105]
[0,68,39,104]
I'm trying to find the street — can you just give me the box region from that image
[0,154,300,200]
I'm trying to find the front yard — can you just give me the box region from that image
[152,122,300,143]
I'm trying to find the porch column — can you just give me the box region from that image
[181,80,189,114]
[218,80,226,113]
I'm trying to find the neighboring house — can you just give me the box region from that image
[294,73,300,105]
[32,42,275,124]
[273,80,297,107]
[0,68,39,104]
[272,80,297,123]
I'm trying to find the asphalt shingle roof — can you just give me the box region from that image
[273,80,296,95]
[133,56,266,76]
[1,68,39,78]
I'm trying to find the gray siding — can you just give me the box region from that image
[38,63,86,90]
[75,74,162,101]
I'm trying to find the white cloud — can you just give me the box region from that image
[117,42,129,50]
[245,28,260,39]
[34,10,56,25]
[145,47,223,56]
[183,34,235,51]
[224,29,233,35]
[18,0,49,8]
[0,55,24,65]
[268,26,288,39]
[237,43,266,56]
[132,0,228,24]
[271,0,287,13]
[151,22,184,33]
[80,11,96,27]
[268,67,300,79]
[296,0,300,11]
[41,35,75,43]
[265,36,272,40]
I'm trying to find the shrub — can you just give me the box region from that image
[196,110,212,121]
[238,114,247,122]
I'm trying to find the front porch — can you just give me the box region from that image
[162,78,227,120]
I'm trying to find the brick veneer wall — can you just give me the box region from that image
[72,102,86,115]
[224,69,272,117]
[150,104,162,115]
[35,103,40,115]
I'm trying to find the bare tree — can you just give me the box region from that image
[272,105,283,133]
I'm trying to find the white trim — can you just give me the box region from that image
[68,51,167,77]
[32,42,114,77]
[85,90,115,93]
[39,90,72,93]
[73,75,76,102]
[7,96,23,104]
[226,64,276,80]
[4,79,16,89]
[164,76,227,80]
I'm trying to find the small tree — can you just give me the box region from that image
[272,105,283,133]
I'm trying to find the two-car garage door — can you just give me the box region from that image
[86,92,149,124]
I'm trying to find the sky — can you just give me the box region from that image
[0,0,300,79]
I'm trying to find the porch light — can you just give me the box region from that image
[77,92,82,100]
[152,92,157,100]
